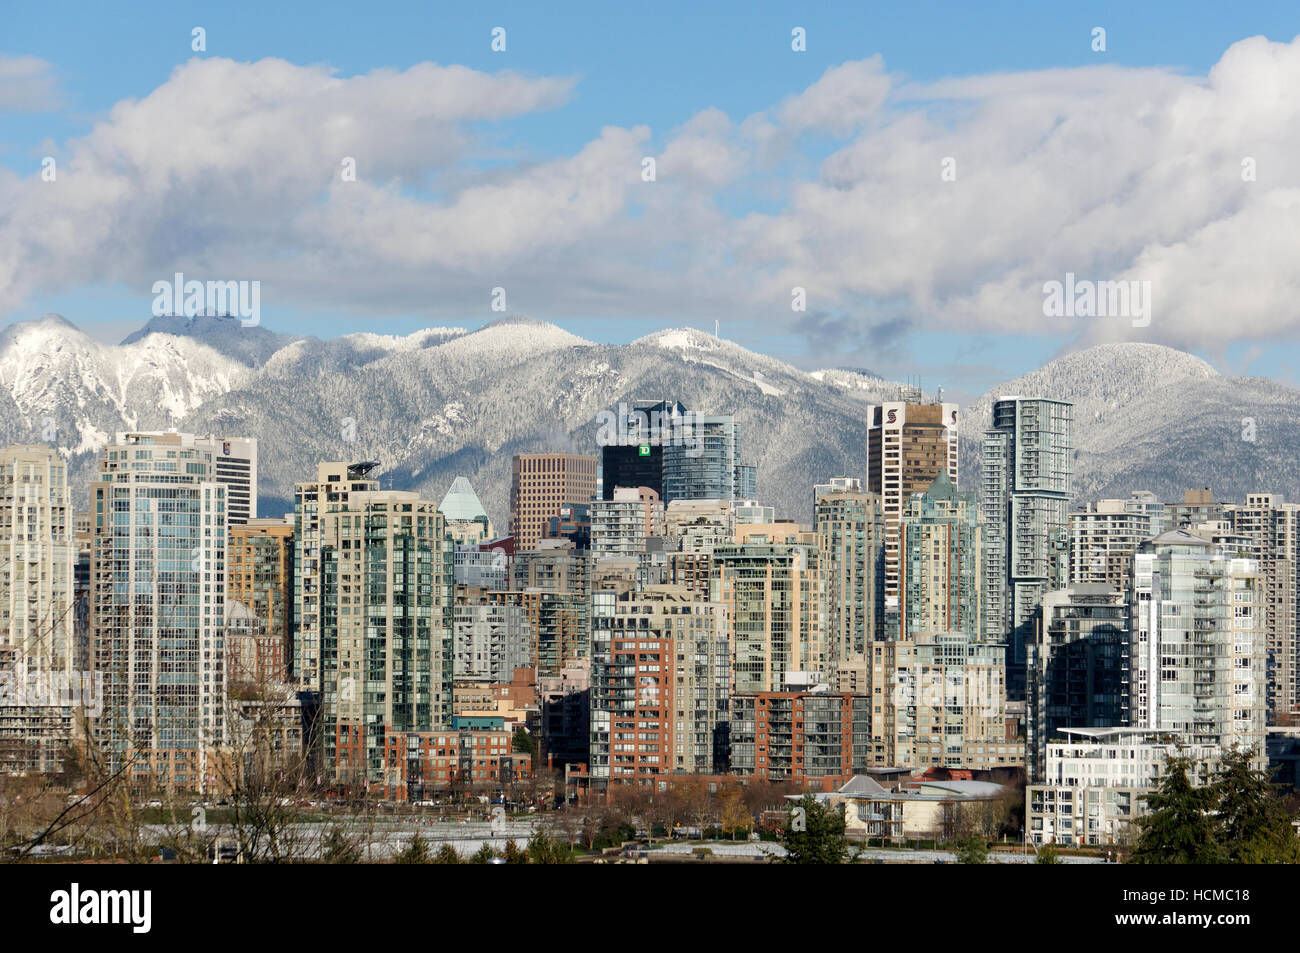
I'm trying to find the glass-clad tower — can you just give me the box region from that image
[981,397,1073,698]
[91,433,227,792]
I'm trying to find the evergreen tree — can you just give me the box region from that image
[1213,746,1300,864]
[395,833,432,864]
[512,726,537,757]
[320,826,364,864]
[1128,755,1224,864]
[954,835,988,864]
[526,827,573,864]
[779,795,848,864]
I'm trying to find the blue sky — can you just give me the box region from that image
[3,1,1300,401]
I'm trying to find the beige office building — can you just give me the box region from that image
[509,453,598,551]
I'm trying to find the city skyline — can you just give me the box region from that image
[2,1,1298,899]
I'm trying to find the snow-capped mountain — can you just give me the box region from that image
[960,344,1300,506]
[0,313,253,457]
[2,313,1298,527]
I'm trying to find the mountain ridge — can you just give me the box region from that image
[2,313,1296,528]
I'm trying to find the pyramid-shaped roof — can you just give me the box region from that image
[438,476,489,523]
[924,468,957,501]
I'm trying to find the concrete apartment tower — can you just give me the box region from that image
[318,491,453,787]
[814,485,882,693]
[980,397,1073,698]
[117,431,257,525]
[292,461,380,690]
[0,446,79,774]
[1131,531,1266,757]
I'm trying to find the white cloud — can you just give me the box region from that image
[4,36,1300,356]
[776,57,890,135]
[0,55,63,112]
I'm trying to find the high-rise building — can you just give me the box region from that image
[588,586,729,784]
[453,602,531,683]
[598,400,755,506]
[599,399,680,499]
[1227,494,1300,723]
[202,435,257,525]
[118,432,257,525]
[511,539,589,596]
[589,589,675,786]
[501,539,590,676]
[1026,584,1130,781]
[1165,488,1226,531]
[814,477,862,505]
[980,397,1073,697]
[898,471,981,641]
[866,631,1021,770]
[866,401,959,605]
[292,461,379,689]
[539,659,590,770]
[662,414,745,504]
[590,486,663,560]
[509,453,598,551]
[664,499,733,554]
[1070,497,1160,590]
[543,502,591,549]
[0,447,79,774]
[90,432,228,791]
[814,487,882,692]
[227,517,294,688]
[732,500,775,525]
[319,491,454,786]
[1131,530,1266,755]
[712,536,824,694]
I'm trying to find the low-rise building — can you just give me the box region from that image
[381,719,531,801]
[1025,727,1221,847]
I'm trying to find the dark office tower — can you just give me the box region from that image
[601,445,663,499]
[598,399,684,499]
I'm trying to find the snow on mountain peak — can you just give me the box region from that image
[637,327,723,352]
